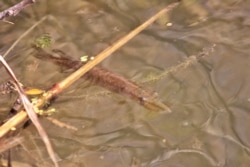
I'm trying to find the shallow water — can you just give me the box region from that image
[1,0,250,166]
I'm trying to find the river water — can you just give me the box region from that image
[0,0,250,166]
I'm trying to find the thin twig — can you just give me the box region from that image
[0,0,36,20]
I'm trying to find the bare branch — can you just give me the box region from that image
[0,0,36,20]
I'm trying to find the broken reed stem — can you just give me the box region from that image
[0,0,36,20]
[0,2,179,138]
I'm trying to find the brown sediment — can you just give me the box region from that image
[33,46,171,112]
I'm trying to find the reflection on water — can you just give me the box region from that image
[1,0,250,166]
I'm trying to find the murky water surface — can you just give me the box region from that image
[1,0,250,166]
